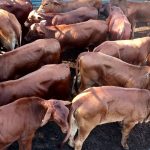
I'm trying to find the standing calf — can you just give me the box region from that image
[63,86,150,150]
[0,96,70,150]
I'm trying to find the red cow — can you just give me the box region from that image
[51,6,98,25]
[0,39,61,81]
[0,0,33,25]
[100,2,150,38]
[0,96,70,150]
[0,9,22,50]
[106,6,131,40]
[93,37,150,65]
[75,52,150,92]
[25,20,108,51]
[0,63,71,106]
[62,86,150,150]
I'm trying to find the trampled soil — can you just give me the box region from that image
[8,20,150,150]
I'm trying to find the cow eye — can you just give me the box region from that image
[44,3,49,6]
[38,17,42,20]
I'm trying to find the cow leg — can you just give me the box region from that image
[121,121,136,150]
[131,22,136,39]
[74,116,99,150]
[18,133,34,150]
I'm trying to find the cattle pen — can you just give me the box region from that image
[3,0,150,150]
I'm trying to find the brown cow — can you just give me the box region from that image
[25,20,108,51]
[75,52,150,92]
[100,2,150,38]
[62,86,150,150]
[0,39,61,81]
[0,63,71,106]
[110,0,127,15]
[106,6,131,40]
[51,6,98,25]
[0,0,33,25]
[37,0,101,13]
[0,9,22,50]
[0,96,70,150]
[93,37,150,65]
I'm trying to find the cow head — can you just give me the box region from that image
[24,10,44,27]
[37,0,62,13]
[50,100,71,133]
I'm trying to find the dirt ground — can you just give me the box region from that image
[8,20,150,150]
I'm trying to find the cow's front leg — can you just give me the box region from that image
[18,132,34,150]
[121,121,136,150]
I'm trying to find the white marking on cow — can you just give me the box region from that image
[24,21,29,27]
[30,24,36,31]
[40,20,47,26]
[34,12,43,20]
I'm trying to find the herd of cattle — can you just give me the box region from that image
[0,0,150,150]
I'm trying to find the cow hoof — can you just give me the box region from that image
[68,140,75,148]
[123,144,129,150]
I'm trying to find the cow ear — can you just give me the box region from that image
[40,20,47,26]
[60,100,72,110]
[60,100,71,106]
[41,108,51,127]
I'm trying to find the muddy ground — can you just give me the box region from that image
[8,21,150,150]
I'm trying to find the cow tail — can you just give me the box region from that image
[61,106,75,148]
[19,31,22,46]
[74,57,79,93]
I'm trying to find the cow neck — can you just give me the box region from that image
[44,26,56,38]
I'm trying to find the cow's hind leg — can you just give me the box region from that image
[74,116,100,150]
[121,121,136,150]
